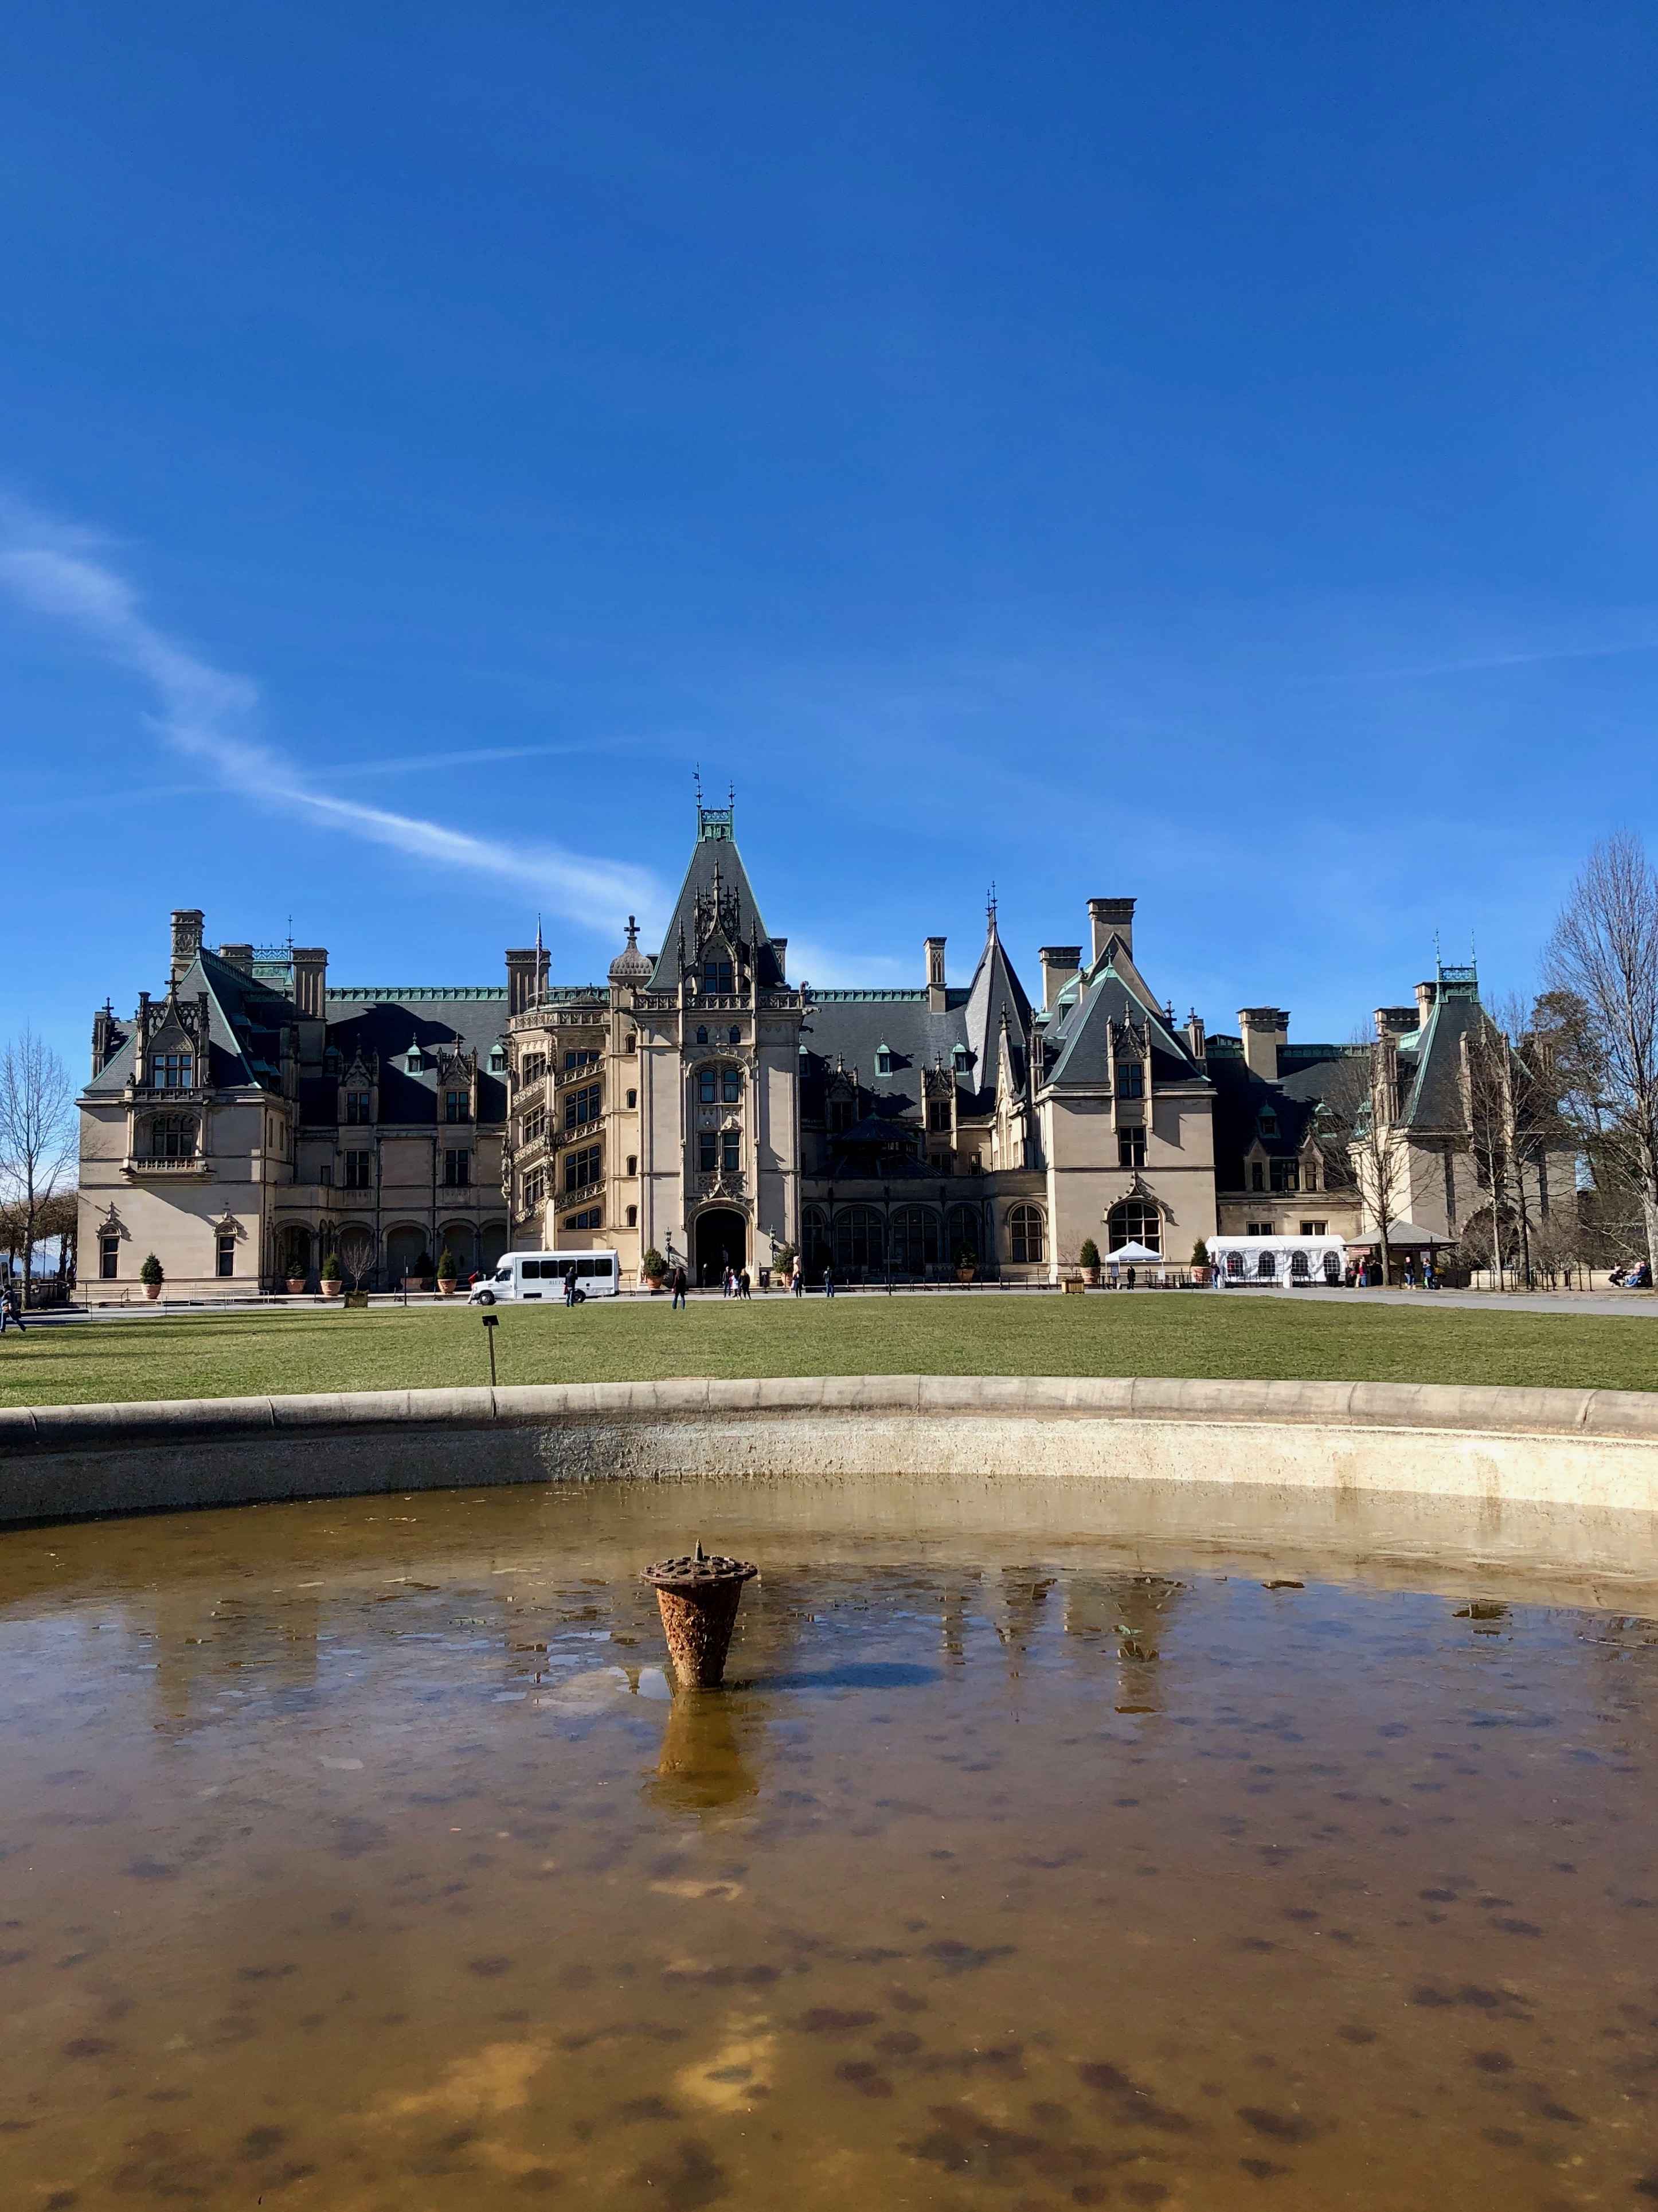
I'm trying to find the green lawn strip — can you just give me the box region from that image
[1,1295,1654,1408]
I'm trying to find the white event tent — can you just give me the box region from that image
[1205,1233,1347,1287]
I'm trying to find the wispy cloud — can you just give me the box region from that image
[0,509,662,937]
[320,742,589,780]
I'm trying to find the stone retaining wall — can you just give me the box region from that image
[2,1377,1657,1589]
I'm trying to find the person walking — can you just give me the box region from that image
[0,1285,24,1336]
[791,1253,803,1298]
[822,1261,836,1299]
[738,1267,752,1300]
[670,1263,688,1310]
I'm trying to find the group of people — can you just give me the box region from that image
[1341,1254,1438,1288]
[658,1252,838,1306]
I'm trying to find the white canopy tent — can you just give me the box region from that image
[1104,1241,1163,1267]
[1206,1232,1347,1287]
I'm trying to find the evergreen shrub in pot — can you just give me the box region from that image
[1080,1237,1101,1285]
[320,1252,343,1298]
[139,1252,165,1301]
[436,1248,462,1294]
[642,1247,667,1291]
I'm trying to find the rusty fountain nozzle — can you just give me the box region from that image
[642,1541,757,1689]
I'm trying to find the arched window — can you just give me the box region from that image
[1226,1250,1245,1278]
[1290,1249,1309,1279]
[147,1112,197,1162]
[889,1206,941,1274]
[1008,1205,1046,1264]
[1106,1199,1161,1253]
[696,1063,743,1106]
[945,1203,982,1263]
[728,1025,741,1045]
[695,1025,708,1044]
[1257,1250,1276,1279]
[1321,1250,1341,1284]
[801,1205,830,1275]
[832,1205,885,1276]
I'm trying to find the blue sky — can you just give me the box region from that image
[6,1,1658,1074]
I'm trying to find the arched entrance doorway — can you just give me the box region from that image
[694,1208,745,1285]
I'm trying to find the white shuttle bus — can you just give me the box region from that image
[468,1249,621,1305]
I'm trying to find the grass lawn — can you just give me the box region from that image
[2,1292,1655,1408]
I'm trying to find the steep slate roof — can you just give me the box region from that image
[83,947,291,1097]
[85,948,511,1128]
[646,814,785,991]
[1040,940,1206,1092]
[319,992,511,1127]
[1399,976,1484,1130]
[962,913,1033,1103]
[804,916,1035,1123]
[1205,1039,1359,1189]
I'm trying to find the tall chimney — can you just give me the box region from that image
[1238,1006,1288,1081]
[1185,1010,1206,1062]
[1038,945,1081,1010]
[925,936,947,1013]
[218,944,255,975]
[170,909,204,980]
[1414,979,1437,1027]
[1088,897,1135,965]
[291,947,329,1019]
[771,937,787,982]
[506,948,539,1017]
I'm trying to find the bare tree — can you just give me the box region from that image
[336,1226,377,1292]
[0,1030,76,1299]
[1544,833,1658,1276]
[1315,1039,1407,1280]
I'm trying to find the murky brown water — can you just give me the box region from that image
[2,1479,1656,2210]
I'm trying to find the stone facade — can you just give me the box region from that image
[76,806,1573,1296]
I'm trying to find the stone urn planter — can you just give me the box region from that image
[321,1279,342,1300]
[437,1279,458,1298]
[285,1277,307,1295]
[144,1283,162,1301]
[405,1277,430,1294]
[955,1265,975,1284]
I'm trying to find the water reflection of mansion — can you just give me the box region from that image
[76,799,1559,1298]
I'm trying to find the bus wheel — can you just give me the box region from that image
[573,1288,586,1304]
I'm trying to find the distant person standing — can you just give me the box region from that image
[563,1265,578,1307]
[738,1267,752,1300]
[822,1262,836,1299]
[791,1253,804,1298]
[0,1285,24,1336]
[670,1263,688,1311]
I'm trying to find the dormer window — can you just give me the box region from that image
[488,1046,507,1073]
[875,1045,893,1077]
[952,1045,969,1072]
[695,1025,708,1044]
[1258,1108,1279,1137]
[345,1089,373,1125]
[702,958,734,995]
[406,1048,426,1073]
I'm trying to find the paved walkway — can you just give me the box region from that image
[21,1283,1658,1326]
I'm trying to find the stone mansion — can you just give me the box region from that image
[76,800,1567,1298]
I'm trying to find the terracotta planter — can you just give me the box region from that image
[437,1279,458,1298]
[285,1279,307,1295]
[405,1277,430,1293]
[321,1280,342,1299]
[143,1283,162,1300]
[1085,1267,1100,1286]
[646,1274,667,1295]
[956,1267,975,1284]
